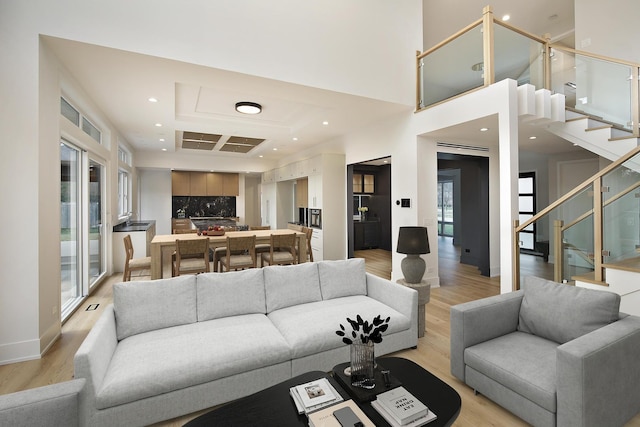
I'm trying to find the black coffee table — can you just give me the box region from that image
[184,357,461,427]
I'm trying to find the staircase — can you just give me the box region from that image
[517,84,640,162]
[515,85,640,316]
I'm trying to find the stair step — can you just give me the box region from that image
[586,124,613,132]
[609,135,639,142]
[604,256,640,274]
[571,272,608,286]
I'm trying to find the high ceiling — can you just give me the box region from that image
[44,1,580,169]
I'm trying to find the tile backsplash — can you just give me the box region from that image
[172,196,236,218]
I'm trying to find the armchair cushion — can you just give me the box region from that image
[517,276,620,344]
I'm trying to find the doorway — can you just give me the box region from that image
[347,157,392,261]
[437,153,490,276]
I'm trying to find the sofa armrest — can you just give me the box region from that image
[366,273,418,325]
[557,315,640,427]
[450,290,523,381]
[0,379,85,427]
[73,304,119,412]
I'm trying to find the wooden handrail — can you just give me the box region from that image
[515,144,640,233]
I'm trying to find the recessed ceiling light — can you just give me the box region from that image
[235,101,262,115]
[148,97,158,103]
[293,137,298,141]
[273,148,278,151]
[480,127,489,132]
[502,14,510,21]
[384,160,388,163]
[159,138,165,142]
[155,123,162,127]
[322,121,329,126]
[529,136,537,140]
[161,148,167,151]
[259,155,264,158]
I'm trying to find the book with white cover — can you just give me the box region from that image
[308,400,375,427]
[371,400,437,427]
[375,386,429,425]
[290,378,343,414]
[295,378,337,408]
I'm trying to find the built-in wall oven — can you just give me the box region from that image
[309,208,322,229]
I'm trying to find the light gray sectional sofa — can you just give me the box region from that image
[74,258,418,426]
[451,275,640,427]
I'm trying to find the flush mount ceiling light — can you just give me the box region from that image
[235,101,262,115]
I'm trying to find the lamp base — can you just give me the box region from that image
[401,254,426,284]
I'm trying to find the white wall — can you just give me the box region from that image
[139,170,172,235]
[575,0,640,63]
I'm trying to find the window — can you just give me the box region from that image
[82,117,101,143]
[118,169,130,217]
[60,97,102,144]
[437,181,454,236]
[118,147,130,165]
[518,172,536,250]
[60,97,80,126]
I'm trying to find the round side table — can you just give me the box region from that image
[396,279,431,338]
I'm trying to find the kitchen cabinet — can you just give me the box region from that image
[308,174,322,208]
[112,220,156,273]
[172,171,238,196]
[311,229,323,261]
[353,173,374,194]
[222,173,239,196]
[354,221,380,250]
[190,172,207,195]
[171,171,191,195]
[296,178,308,208]
[206,172,223,195]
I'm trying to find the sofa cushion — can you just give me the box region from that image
[517,276,621,344]
[318,258,367,300]
[196,269,266,321]
[113,275,197,341]
[465,331,559,412]
[264,263,321,313]
[96,314,291,409]
[268,295,411,359]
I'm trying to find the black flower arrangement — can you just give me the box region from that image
[336,314,391,345]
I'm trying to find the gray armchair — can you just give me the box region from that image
[450,276,640,427]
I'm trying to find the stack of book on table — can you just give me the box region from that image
[371,386,437,426]
[289,378,344,415]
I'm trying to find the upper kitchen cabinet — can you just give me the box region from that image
[353,172,375,194]
[308,174,322,208]
[296,178,308,208]
[190,172,207,195]
[171,171,191,196]
[222,173,239,196]
[172,171,239,196]
[206,172,223,196]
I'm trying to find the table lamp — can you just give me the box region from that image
[397,226,430,284]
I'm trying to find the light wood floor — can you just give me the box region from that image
[2,243,639,426]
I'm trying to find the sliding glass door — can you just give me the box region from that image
[61,141,81,313]
[60,141,106,319]
[89,159,105,289]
